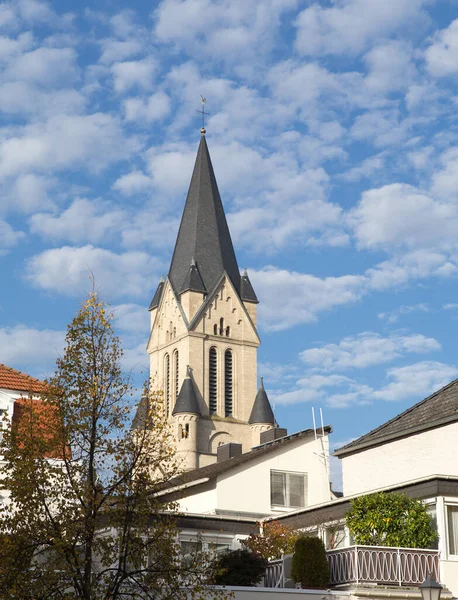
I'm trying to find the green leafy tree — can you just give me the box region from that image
[0,291,218,600]
[290,537,329,589]
[346,492,438,548]
[210,549,267,587]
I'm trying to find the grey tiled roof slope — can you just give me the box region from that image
[168,134,242,298]
[334,377,458,457]
[159,426,332,491]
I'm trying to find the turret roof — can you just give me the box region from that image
[172,367,201,416]
[249,378,275,425]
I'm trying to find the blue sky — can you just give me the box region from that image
[2,0,458,489]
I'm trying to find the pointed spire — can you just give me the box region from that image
[249,377,275,425]
[172,366,201,416]
[181,258,206,294]
[148,279,165,311]
[168,136,241,298]
[241,268,259,304]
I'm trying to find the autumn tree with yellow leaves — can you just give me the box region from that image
[0,292,217,600]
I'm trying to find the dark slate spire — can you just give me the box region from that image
[168,135,241,297]
[172,366,201,416]
[149,277,164,311]
[181,258,206,294]
[241,268,259,304]
[249,378,275,425]
[132,394,150,430]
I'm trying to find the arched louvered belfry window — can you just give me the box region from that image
[174,350,179,400]
[224,349,233,417]
[209,347,217,415]
[164,353,170,415]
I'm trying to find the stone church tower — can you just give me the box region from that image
[145,130,276,471]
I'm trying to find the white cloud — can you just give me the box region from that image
[4,173,55,213]
[26,245,162,298]
[112,171,153,195]
[300,332,440,371]
[295,0,428,56]
[29,198,126,244]
[373,361,458,401]
[425,19,458,77]
[112,303,149,334]
[0,113,139,177]
[4,46,78,86]
[0,325,65,376]
[0,218,24,253]
[111,58,157,93]
[153,0,298,64]
[251,266,366,331]
[0,82,85,117]
[99,39,143,65]
[123,91,170,123]
[431,147,458,199]
[378,303,429,324]
[350,183,458,251]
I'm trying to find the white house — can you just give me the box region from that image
[159,425,332,512]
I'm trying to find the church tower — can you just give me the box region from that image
[146,129,276,470]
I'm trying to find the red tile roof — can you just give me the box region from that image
[0,363,46,394]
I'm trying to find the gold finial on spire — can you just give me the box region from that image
[198,95,208,134]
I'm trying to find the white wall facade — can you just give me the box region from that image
[341,422,458,496]
[176,432,331,516]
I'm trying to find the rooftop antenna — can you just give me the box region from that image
[312,407,331,502]
[197,96,208,135]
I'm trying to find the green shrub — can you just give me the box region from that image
[291,537,329,589]
[346,492,438,548]
[210,548,268,587]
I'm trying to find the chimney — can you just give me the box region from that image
[217,442,243,462]
[260,427,288,445]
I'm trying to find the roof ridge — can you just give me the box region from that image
[335,376,458,455]
[0,363,46,393]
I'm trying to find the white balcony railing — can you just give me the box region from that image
[264,546,440,588]
[327,545,440,586]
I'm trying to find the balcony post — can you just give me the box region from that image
[354,546,359,584]
[397,547,402,586]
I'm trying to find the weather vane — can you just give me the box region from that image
[198,96,208,134]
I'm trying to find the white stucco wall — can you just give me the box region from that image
[175,483,218,513]
[216,433,331,515]
[341,422,458,496]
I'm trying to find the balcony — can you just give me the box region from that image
[264,546,440,588]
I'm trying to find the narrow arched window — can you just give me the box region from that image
[219,317,224,335]
[174,351,179,400]
[225,326,230,337]
[224,350,233,417]
[213,323,218,335]
[165,354,170,415]
[209,347,217,415]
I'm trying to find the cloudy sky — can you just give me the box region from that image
[2,0,458,488]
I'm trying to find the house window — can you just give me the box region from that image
[447,505,458,555]
[270,470,307,509]
[164,354,170,415]
[224,350,233,417]
[209,347,217,415]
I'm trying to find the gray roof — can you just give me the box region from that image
[180,259,206,294]
[168,134,241,298]
[334,377,458,457]
[241,269,259,304]
[172,367,201,415]
[249,378,275,424]
[160,426,332,491]
[149,279,164,311]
